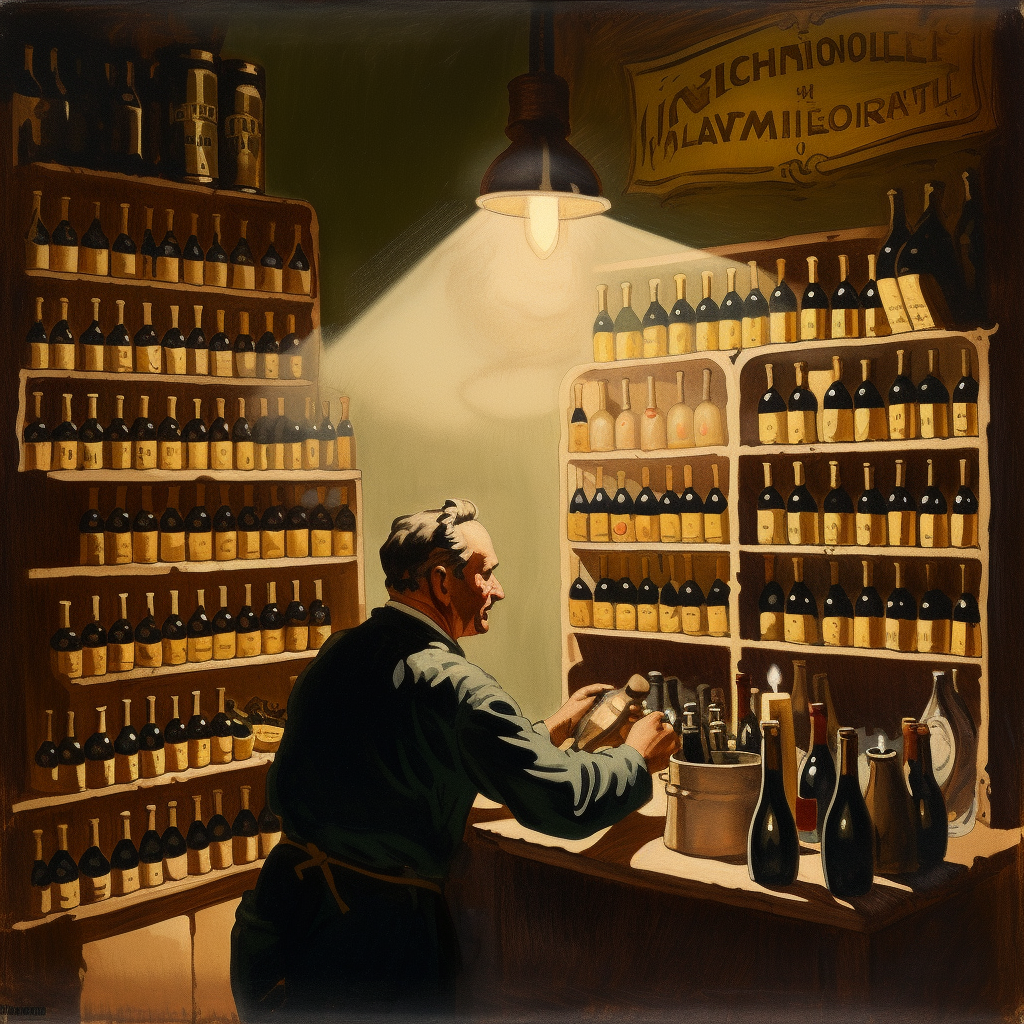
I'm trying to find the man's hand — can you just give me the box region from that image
[624,712,680,774]
[544,684,612,748]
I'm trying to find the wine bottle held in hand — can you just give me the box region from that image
[748,721,800,887]
[592,284,614,362]
[564,674,650,753]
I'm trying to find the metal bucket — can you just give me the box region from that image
[662,751,762,859]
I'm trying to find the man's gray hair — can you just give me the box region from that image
[380,498,480,593]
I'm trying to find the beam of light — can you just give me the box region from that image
[526,194,560,258]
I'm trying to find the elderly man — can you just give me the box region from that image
[231,499,678,1020]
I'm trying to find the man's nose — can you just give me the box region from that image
[490,577,505,601]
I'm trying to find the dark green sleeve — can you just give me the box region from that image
[407,647,653,840]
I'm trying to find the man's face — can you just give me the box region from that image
[449,521,504,638]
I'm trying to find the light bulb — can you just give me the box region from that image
[526,195,560,259]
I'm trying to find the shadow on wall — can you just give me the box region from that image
[319,210,748,720]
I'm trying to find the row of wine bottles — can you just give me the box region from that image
[23,393,355,473]
[568,370,724,452]
[758,556,980,656]
[27,195,310,293]
[26,297,306,378]
[35,690,260,793]
[78,485,355,566]
[757,459,978,549]
[30,788,278,917]
[569,554,730,637]
[757,351,978,445]
[50,580,332,680]
[568,466,728,545]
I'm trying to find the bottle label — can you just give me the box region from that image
[567,512,589,542]
[917,619,949,655]
[822,615,852,647]
[51,343,75,370]
[163,637,188,665]
[115,751,140,784]
[742,315,768,348]
[133,642,162,672]
[707,605,729,636]
[310,624,333,649]
[863,307,891,338]
[29,441,52,472]
[81,532,104,566]
[111,251,136,279]
[302,440,320,470]
[309,529,332,557]
[822,512,853,547]
[189,737,212,768]
[262,628,285,655]
[83,875,110,906]
[593,601,614,630]
[238,631,262,657]
[568,599,592,628]
[211,442,233,470]
[260,267,284,293]
[668,409,694,448]
[950,620,982,658]
[82,645,107,677]
[876,278,912,333]
[610,514,636,542]
[80,248,108,277]
[322,438,336,469]
[795,795,818,834]
[758,411,787,445]
[212,351,234,376]
[589,514,610,544]
[634,515,660,544]
[637,604,659,632]
[258,353,280,379]
[286,529,310,558]
[133,532,158,563]
[896,274,939,331]
[569,423,590,453]
[719,319,741,351]
[888,403,916,440]
[286,626,309,652]
[156,255,180,284]
[232,264,256,290]
[682,606,704,635]
[286,442,304,470]
[239,531,262,559]
[109,345,133,373]
[141,861,164,888]
[137,345,162,374]
[769,311,797,345]
[104,531,133,565]
[854,615,884,649]
[784,612,818,645]
[695,322,719,352]
[642,325,668,358]
[614,605,637,632]
[615,330,642,361]
[213,734,233,763]
[887,511,916,547]
[800,308,828,342]
[167,741,189,771]
[787,410,817,445]
[855,512,886,547]
[885,617,916,652]
[918,513,949,548]
[289,354,304,379]
[188,533,213,561]
[187,636,213,662]
[111,441,132,469]
[234,835,260,864]
[214,632,237,660]
[83,346,105,372]
[759,610,783,641]
[184,443,209,472]
[188,349,210,376]
[668,322,694,355]
[134,441,157,470]
[108,643,135,673]
[160,531,186,562]
[953,402,978,438]
[259,529,284,559]
[164,348,186,375]
[919,403,949,439]
[336,437,354,470]
[56,879,80,910]
[658,605,682,633]
[236,352,257,377]
[680,512,704,544]
[705,512,727,544]
[831,308,860,340]
[57,440,78,471]
[141,747,165,779]
[659,514,681,544]
[950,513,979,548]
[854,407,887,443]
[159,442,183,471]
[758,508,785,545]
[235,441,255,471]
[593,332,615,362]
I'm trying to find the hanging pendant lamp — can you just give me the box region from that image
[477,6,609,258]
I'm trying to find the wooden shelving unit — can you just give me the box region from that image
[558,227,995,837]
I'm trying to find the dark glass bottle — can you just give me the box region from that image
[162,592,187,668]
[757,461,786,544]
[84,705,115,786]
[186,689,213,769]
[186,592,214,664]
[588,466,612,530]
[139,805,164,885]
[719,267,744,341]
[232,785,261,865]
[681,710,706,764]
[888,348,918,441]
[186,794,211,872]
[758,363,788,445]
[877,187,911,280]
[183,213,205,277]
[758,557,784,641]
[79,298,105,370]
[185,306,208,372]
[159,486,186,563]
[768,257,798,344]
[26,296,48,367]
[854,359,886,421]
[205,213,229,282]
[23,389,50,460]
[786,557,818,635]
[261,223,284,272]
[114,698,139,782]
[797,703,837,843]
[917,349,951,440]
[56,710,85,784]
[823,460,854,546]
[695,270,720,335]
[38,46,70,164]
[208,790,233,857]
[13,43,43,164]
[799,256,829,340]
[823,561,855,646]
[139,695,164,763]
[904,720,948,868]
[678,553,706,635]
[734,676,761,754]
[107,593,135,673]
[185,485,213,563]
[140,206,157,278]
[47,823,80,907]
[669,273,697,346]
[748,720,799,885]
[821,728,874,897]
[31,828,52,912]
[230,219,256,281]
[236,583,262,657]
[830,254,861,337]
[161,801,188,877]
[156,208,182,281]
[52,196,78,251]
[955,168,987,327]
[260,581,286,650]
[823,355,854,429]
[859,253,886,335]
[592,554,616,630]
[258,803,283,857]
[131,486,158,564]
[953,349,979,438]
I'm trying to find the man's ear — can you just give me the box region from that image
[429,564,451,605]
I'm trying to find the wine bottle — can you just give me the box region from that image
[799,256,828,341]
[232,311,256,378]
[654,554,680,634]
[820,356,853,444]
[140,206,157,279]
[796,702,837,843]
[235,581,262,657]
[633,466,660,544]
[57,710,86,793]
[315,402,337,470]
[856,464,887,547]
[757,462,786,545]
[951,564,982,658]
[177,398,208,472]
[695,270,720,352]
[610,470,636,543]
[748,720,800,886]
[875,188,913,333]
[627,556,654,634]
[676,464,703,543]
[860,253,890,338]
[614,378,638,450]
[786,362,818,445]
[108,56,143,174]
[821,728,874,897]
[278,397,304,470]
[822,560,854,647]
[224,216,257,290]
[710,268,740,352]
[568,381,588,453]
[34,709,60,793]
[26,297,49,371]
[950,458,980,549]
[921,669,978,836]
[127,486,156,565]
[139,805,164,888]
[159,305,186,375]
[864,740,919,875]
[702,464,728,544]
[694,367,724,446]
[904,720,948,868]
[336,396,356,469]
[261,581,286,653]
[732,676,760,755]
[186,794,212,876]
[238,486,262,560]
[917,349,950,439]
[897,181,963,330]
[567,467,589,543]
[210,310,233,377]
[758,364,787,445]
[884,562,918,652]
[209,790,234,869]
[200,586,234,667]
[280,314,304,379]
[588,467,612,544]
[679,552,707,636]
[25,191,49,272]
[916,562,952,655]
[260,485,286,558]
[827,254,859,339]
[885,459,917,547]
[956,169,987,327]
[49,296,76,371]
[80,298,105,371]
[256,312,280,380]
[919,459,949,548]
[134,301,161,374]
[185,689,212,768]
[642,278,669,358]
[853,359,888,442]
[107,593,135,673]
[81,595,108,677]
[258,802,283,859]
[210,397,233,471]
[80,201,109,277]
[162,591,187,667]
[209,486,236,562]
[662,272,695,355]
[952,348,980,438]
[186,590,214,664]
[822,461,854,547]
[233,785,261,863]
[247,397,270,471]
[184,484,212,562]
[787,461,820,545]
[84,705,115,789]
[285,580,310,651]
[681,709,706,764]
[592,284,614,361]
[162,800,189,880]
[75,393,104,471]
[31,830,52,917]
[104,299,132,374]
[182,212,205,285]
[705,556,730,637]
[653,465,679,544]
[205,213,229,288]
[154,396,181,471]
[160,486,186,563]
[640,375,667,452]
[766,257,797,345]
[285,224,312,295]
[23,390,51,473]
[592,553,615,630]
[52,392,81,471]
[568,552,594,628]
[886,348,918,441]
[614,282,642,360]
[666,370,695,449]
[310,579,333,649]
[140,695,165,779]
[185,304,208,376]
[49,823,81,910]
[758,555,784,641]
[79,487,104,566]
[854,560,885,648]
[784,556,818,645]
[13,42,43,163]
[50,196,78,273]
[112,697,140,785]
[569,674,651,752]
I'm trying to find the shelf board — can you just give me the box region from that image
[569,446,730,461]
[63,648,316,687]
[570,542,728,553]
[732,326,996,358]
[12,857,266,931]
[45,468,360,483]
[740,437,981,456]
[742,638,981,663]
[741,544,982,559]
[13,752,275,814]
[571,627,730,647]
[19,367,313,388]
[25,267,314,303]
[29,554,357,580]
[571,351,737,372]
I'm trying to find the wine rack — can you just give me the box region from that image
[3,157,366,942]
[559,226,995,831]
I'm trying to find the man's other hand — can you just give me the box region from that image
[624,713,680,773]
[544,684,612,748]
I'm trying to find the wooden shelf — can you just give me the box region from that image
[13,752,275,814]
[740,438,981,456]
[29,554,357,580]
[45,468,360,483]
[741,638,981,663]
[571,627,730,647]
[26,267,314,304]
[741,544,982,559]
[569,446,730,461]
[570,542,728,553]
[19,367,314,388]
[62,648,316,687]
[12,857,265,932]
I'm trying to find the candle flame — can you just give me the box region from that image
[878,733,887,753]
[766,664,782,693]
